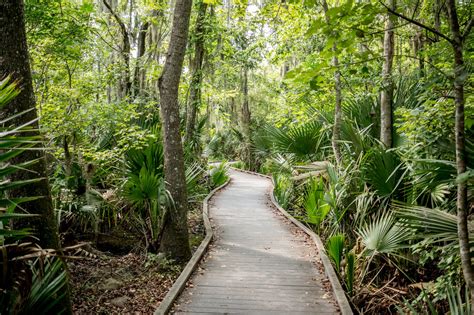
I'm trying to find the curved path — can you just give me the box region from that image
[173,170,339,314]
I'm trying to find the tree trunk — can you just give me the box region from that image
[185,0,208,144]
[158,0,193,262]
[132,21,149,98]
[0,0,61,253]
[446,0,474,306]
[103,0,131,99]
[321,0,342,165]
[0,0,71,312]
[413,26,424,76]
[332,56,342,165]
[380,0,396,148]
[240,66,252,167]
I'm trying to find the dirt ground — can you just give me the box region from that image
[69,210,204,314]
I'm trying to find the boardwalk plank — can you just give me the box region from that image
[173,170,339,314]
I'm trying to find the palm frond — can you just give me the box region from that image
[358,211,411,256]
[326,233,345,273]
[361,146,406,198]
[394,203,472,245]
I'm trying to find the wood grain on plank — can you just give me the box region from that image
[173,170,340,314]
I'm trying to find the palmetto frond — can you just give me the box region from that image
[358,211,411,256]
[265,121,324,159]
[394,203,473,246]
[361,146,406,198]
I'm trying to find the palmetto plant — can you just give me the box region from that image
[123,131,169,249]
[20,258,69,315]
[399,285,471,315]
[273,173,293,210]
[404,158,457,207]
[209,162,229,188]
[0,78,69,314]
[264,121,325,160]
[302,177,330,229]
[358,211,411,257]
[394,203,472,247]
[123,127,204,249]
[342,94,379,134]
[326,233,345,273]
[357,211,412,283]
[361,146,407,199]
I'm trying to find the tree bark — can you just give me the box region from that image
[383,0,473,304]
[0,0,61,253]
[446,0,474,306]
[321,0,342,165]
[380,0,396,148]
[332,56,342,164]
[185,0,208,144]
[0,0,71,312]
[413,26,424,76]
[132,21,149,98]
[103,0,131,99]
[158,0,193,261]
[240,66,252,167]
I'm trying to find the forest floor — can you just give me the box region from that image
[69,210,205,314]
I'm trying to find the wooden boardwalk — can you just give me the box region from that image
[173,170,339,314]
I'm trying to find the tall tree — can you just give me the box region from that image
[158,0,193,261]
[185,0,208,144]
[0,0,71,312]
[321,0,342,165]
[0,0,61,252]
[382,0,474,306]
[446,0,474,306]
[132,19,150,98]
[240,65,251,146]
[380,0,396,148]
[103,0,131,99]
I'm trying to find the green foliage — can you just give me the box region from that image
[345,251,355,296]
[209,162,229,188]
[272,173,293,210]
[361,147,406,199]
[20,258,69,315]
[326,233,344,273]
[17,0,474,311]
[399,286,471,315]
[0,78,69,314]
[394,203,465,246]
[302,177,330,228]
[264,121,324,159]
[125,126,164,177]
[124,167,169,209]
[358,212,410,257]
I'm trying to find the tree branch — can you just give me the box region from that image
[379,0,454,45]
[102,0,129,46]
[463,18,473,40]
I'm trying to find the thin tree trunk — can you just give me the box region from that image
[185,0,208,144]
[383,0,473,304]
[240,66,252,167]
[158,0,193,262]
[380,0,396,148]
[132,21,149,98]
[103,0,131,99]
[446,0,474,306]
[332,57,342,164]
[321,0,342,165]
[0,0,71,312]
[413,26,424,76]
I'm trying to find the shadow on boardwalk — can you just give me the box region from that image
[173,170,340,314]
